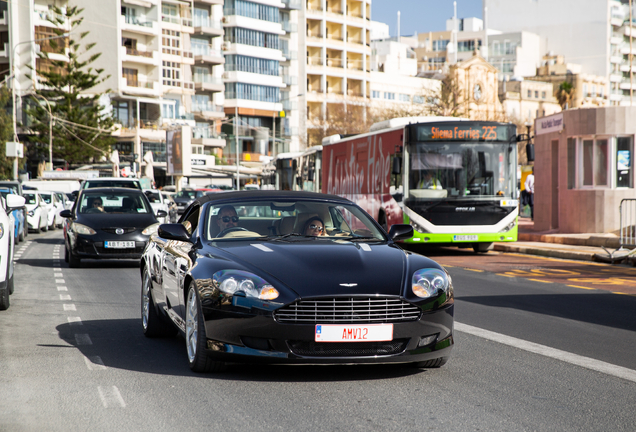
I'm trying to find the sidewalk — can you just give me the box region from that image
[493,218,628,263]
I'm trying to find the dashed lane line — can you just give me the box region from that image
[98,386,126,408]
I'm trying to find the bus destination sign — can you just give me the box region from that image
[413,123,515,143]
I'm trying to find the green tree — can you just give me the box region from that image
[0,87,17,179]
[25,5,114,166]
[556,81,574,110]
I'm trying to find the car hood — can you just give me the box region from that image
[209,239,409,297]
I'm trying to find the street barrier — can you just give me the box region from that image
[593,198,636,263]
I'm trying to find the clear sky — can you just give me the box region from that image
[371,0,484,37]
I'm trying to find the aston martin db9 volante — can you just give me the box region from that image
[141,191,454,372]
[61,188,167,267]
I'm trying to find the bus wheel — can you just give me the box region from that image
[473,243,493,253]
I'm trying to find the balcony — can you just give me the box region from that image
[162,14,193,28]
[193,44,225,65]
[192,102,225,120]
[307,57,323,66]
[193,0,223,4]
[193,18,224,37]
[34,8,70,30]
[326,57,343,68]
[282,21,297,32]
[282,48,297,61]
[193,75,224,93]
[283,75,297,85]
[121,77,160,97]
[192,127,226,147]
[122,46,159,66]
[121,14,158,35]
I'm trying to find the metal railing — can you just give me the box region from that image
[620,199,636,248]
[122,14,153,28]
[126,47,153,58]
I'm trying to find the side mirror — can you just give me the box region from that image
[526,143,535,162]
[156,209,168,218]
[392,156,402,175]
[388,224,413,241]
[5,195,25,212]
[59,209,72,218]
[158,223,192,242]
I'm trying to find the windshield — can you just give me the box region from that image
[40,193,52,204]
[24,193,37,205]
[204,199,385,241]
[406,141,516,200]
[78,191,150,214]
[83,180,141,189]
[175,190,201,199]
[145,191,161,203]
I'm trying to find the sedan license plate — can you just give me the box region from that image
[315,324,393,342]
[104,241,135,249]
[453,235,478,241]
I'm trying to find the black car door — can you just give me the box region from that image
[161,204,199,320]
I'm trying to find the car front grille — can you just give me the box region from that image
[288,339,409,357]
[101,227,137,234]
[274,297,421,324]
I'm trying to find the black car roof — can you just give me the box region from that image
[195,190,353,206]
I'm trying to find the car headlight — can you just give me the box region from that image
[142,223,160,236]
[412,268,450,298]
[72,222,96,235]
[213,270,279,300]
[0,223,3,239]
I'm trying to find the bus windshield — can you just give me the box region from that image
[406,141,516,200]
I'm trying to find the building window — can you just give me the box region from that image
[371,90,380,98]
[432,39,449,52]
[224,0,279,23]
[142,141,166,163]
[527,89,532,98]
[162,29,181,56]
[457,40,475,52]
[541,91,546,99]
[224,27,279,49]
[384,92,395,100]
[162,61,181,87]
[413,95,424,104]
[225,55,279,76]
[581,138,608,187]
[534,90,539,98]
[567,138,576,190]
[492,41,500,56]
[399,94,410,102]
[617,136,633,188]
[225,82,280,102]
[583,84,588,98]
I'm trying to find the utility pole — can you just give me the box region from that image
[235,106,240,190]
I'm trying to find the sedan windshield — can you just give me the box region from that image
[204,199,385,241]
[23,193,37,205]
[175,190,202,199]
[78,191,150,214]
[40,193,52,204]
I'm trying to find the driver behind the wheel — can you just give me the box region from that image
[216,205,239,235]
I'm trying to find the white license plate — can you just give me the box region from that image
[104,241,135,249]
[315,324,393,342]
[453,235,478,241]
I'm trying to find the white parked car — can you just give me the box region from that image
[1,194,26,310]
[143,189,170,223]
[23,192,50,232]
[38,191,64,229]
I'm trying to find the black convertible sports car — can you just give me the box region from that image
[141,191,454,372]
[61,188,166,267]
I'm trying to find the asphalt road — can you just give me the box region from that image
[1,231,635,432]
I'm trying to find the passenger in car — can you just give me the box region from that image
[91,198,105,213]
[303,216,326,236]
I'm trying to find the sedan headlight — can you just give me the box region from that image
[412,268,450,299]
[142,223,160,236]
[72,222,96,235]
[213,270,279,300]
[0,223,4,239]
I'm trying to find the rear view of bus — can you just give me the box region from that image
[402,121,519,252]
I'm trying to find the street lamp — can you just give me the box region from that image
[10,32,70,179]
[30,93,54,171]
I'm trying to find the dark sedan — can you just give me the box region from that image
[141,191,454,372]
[173,189,208,215]
[61,188,166,267]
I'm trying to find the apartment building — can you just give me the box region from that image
[4,0,226,183]
[487,0,636,106]
[498,79,561,124]
[303,0,372,147]
[221,0,286,163]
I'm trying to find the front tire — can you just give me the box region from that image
[0,276,11,310]
[64,245,69,263]
[185,283,224,373]
[68,250,81,268]
[473,242,493,253]
[141,267,175,337]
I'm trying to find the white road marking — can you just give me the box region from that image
[67,316,82,325]
[84,356,107,371]
[455,322,636,383]
[55,279,65,284]
[54,273,63,277]
[59,294,71,301]
[98,386,126,408]
[57,286,68,291]
[63,304,76,311]
[54,267,62,271]
[74,334,92,345]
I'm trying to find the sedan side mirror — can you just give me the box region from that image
[158,223,191,242]
[156,209,168,218]
[5,194,25,212]
[60,210,72,218]
[388,224,413,242]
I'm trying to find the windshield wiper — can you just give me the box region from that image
[338,236,383,242]
[259,233,315,242]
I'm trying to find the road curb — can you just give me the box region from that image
[493,243,597,261]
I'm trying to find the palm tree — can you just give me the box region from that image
[556,81,574,110]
